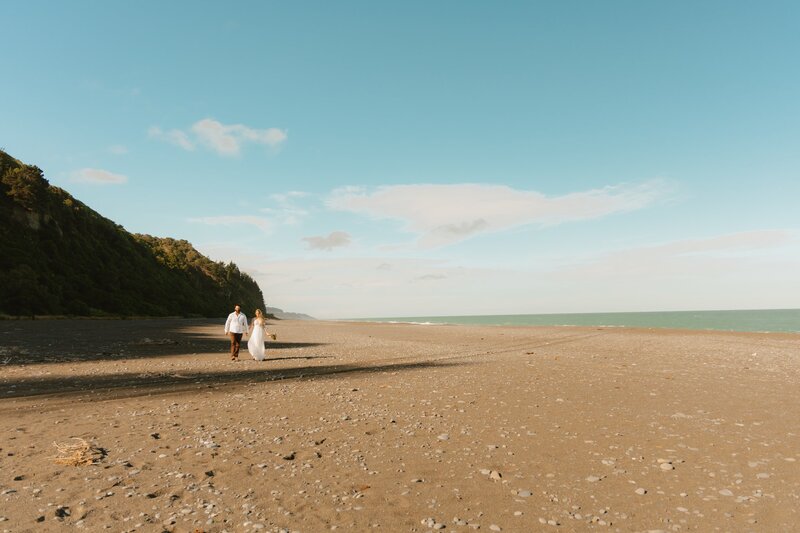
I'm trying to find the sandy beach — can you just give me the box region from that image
[1,318,799,532]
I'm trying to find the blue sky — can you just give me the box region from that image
[3,1,799,318]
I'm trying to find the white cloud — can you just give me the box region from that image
[328,181,667,247]
[188,215,272,233]
[149,119,286,156]
[192,119,287,156]
[109,144,128,155]
[70,168,128,185]
[148,126,195,151]
[303,231,352,251]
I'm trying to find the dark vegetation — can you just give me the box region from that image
[0,149,264,317]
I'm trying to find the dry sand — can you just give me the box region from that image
[1,318,799,532]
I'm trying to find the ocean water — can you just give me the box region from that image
[350,309,800,333]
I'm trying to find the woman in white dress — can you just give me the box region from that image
[247,309,275,361]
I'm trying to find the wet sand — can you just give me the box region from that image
[1,318,799,532]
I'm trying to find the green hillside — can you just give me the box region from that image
[0,149,265,317]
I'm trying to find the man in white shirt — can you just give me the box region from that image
[224,304,248,361]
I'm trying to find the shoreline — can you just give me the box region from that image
[336,317,800,338]
[339,307,800,334]
[2,319,799,531]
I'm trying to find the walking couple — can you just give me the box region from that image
[224,305,277,361]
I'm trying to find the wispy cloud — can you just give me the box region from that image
[557,230,797,279]
[148,126,195,151]
[532,229,800,312]
[303,231,352,251]
[149,118,287,156]
[188,215,272,233]
[328,181,667,247]
[261,191,310,225]
[198,228,800,318]
[270,191,308,203]
[261,206,309,225]
[108,145,128,155]
[414,273,447,281]
[193,119,286,155]
[70,168,128,185]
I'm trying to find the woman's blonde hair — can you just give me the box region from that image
[254,309,263,318]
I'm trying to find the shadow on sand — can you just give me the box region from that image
[0,318,326,365]
[0,359,469,402]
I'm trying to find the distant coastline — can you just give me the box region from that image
[346,308,800,334]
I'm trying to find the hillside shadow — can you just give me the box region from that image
[0,318,326,365]
[0,359,469,402]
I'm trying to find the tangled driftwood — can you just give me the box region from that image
[53,438,105,466]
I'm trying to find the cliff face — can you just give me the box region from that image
[0,150,265,317]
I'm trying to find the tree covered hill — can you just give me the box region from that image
[0,149,265,317]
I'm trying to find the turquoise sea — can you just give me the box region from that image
[350,308,800,333]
